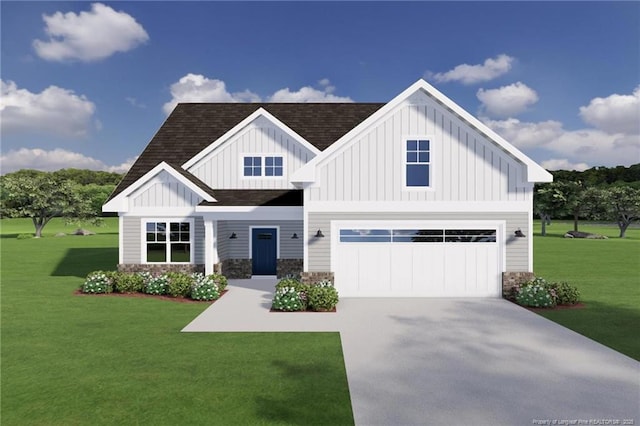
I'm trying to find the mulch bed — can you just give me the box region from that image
[74,289,228,304]
[270,307,337,313]
[525,302,586,312]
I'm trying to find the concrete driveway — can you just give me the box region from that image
[183,279,640,425]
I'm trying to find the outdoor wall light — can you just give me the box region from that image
[315,229,325,238]
[291,233,299,239]
[514,229,525,238]
[229,232,237,239]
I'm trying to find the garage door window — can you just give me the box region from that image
[340,228,496,243]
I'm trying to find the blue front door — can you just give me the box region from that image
[252,228,277,275]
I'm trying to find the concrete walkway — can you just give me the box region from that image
[183,279,640,425]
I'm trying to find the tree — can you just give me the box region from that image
[534,182,569,236]
[0,172,97,237]
[603,186,640,238]
[75,183,116,216]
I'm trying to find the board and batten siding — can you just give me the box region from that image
[131,171,203,208]
[188,116,316,190]
[121,216,205,264]
[307,212,529,272]
[309,91,529,203]
[216,220,303,260]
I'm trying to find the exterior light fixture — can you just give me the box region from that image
[229,232,237,239]
[514,229,525,238]
[315,229,325,238]
[291,233,299,239]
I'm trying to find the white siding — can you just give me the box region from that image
[307,212,529,272]
[188,116,316,190]
[310,92,528,203]
[131,171,203,208]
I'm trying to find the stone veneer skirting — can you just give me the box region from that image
[301,271,334,285]
[219,259,304,279]
[502,271,535,299]
[277,259,303,278]
[117,264,205,274]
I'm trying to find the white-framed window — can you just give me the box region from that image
[242,154,285,178]
[143,219,194,263]
[404,138,431,188]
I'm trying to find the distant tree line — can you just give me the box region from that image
[0,169,123,237]
[534,164,640,237]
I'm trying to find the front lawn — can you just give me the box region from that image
[0,219,354,426]
[533,220,640,360]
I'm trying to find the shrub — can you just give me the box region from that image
[81,271,114,294]
[548,281,580,305]
[164,272,194,297]
[190,273,221,301]
[307,283,339,311]
[272,287,307,311]
[209,274,228,293]
[143,274,169,295]
[113,272,144,293]
[514,280,556,308]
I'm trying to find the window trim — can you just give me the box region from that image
[402,135,434,191]
[240,153,286,179]
[141,218,195,264]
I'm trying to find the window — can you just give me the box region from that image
[339,228,496,243]
[243,155,284,177]
[145,220,192,263]
[405,139,430,187]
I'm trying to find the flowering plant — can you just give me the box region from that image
[272,286,307,311]
[190,273,221,301]
[81,271,114,294]
[515,281,556,308]
[143,274,169,295]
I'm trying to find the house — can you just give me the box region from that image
[103,79,552,297]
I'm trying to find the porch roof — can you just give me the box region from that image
[199,189,303,206]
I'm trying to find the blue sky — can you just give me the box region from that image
[1,1,639,174]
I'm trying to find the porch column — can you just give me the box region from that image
[204,219,218,275]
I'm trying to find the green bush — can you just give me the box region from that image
[549,281,580,305]
[81,271,114,294]
[514,279,556,308]
[16,233,33,240]
[307,284,339,311]
[272,286,307,311]
[113,272,144,293]
[209,274,228,293]
[143,274,168,295]
[275,278,310,296]
[190,273,221,301]
[165,272,194,297]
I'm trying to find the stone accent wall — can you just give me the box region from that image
[117,264,205,274]
[277,259,303,278]
[213,262,223,275]
[301,271,334,285]
[221,259,252,279]
[502,271,535,299]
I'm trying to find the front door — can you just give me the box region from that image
[251,228,277,275]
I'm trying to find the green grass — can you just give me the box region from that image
[533,220,640,360]
[1,218,354,426]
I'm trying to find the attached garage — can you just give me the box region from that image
[331,221,504,297]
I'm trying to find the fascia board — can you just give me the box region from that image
[101,162,215,212]
[291,79,553,184]
[183,107,320,171]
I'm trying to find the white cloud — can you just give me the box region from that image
[125,97,146,109]
[0,148,136,175]
[429,54,514,85]
[540,159,590,172]
[477,82,539,117]
[162,74,260,114]
[579,86,640,135]
[0,80,95,137]
[546,130,639,167]
[163,75,352,114]
[483,118,564,149]
[33,3,148,62]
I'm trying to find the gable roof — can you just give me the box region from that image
[108,103,383,201]
[199,189,302,207]
[292,79,553,183]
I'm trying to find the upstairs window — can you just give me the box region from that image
[405,139,431,187]
[242,155,284,177]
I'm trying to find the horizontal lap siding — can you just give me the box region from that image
[122,216,141,263]
[189,117,315,189]
[193,217,205,264]
[307,212,529,272]
[217,220,303,260]
[311,92,528,203]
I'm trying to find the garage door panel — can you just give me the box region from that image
[333,222,502,297]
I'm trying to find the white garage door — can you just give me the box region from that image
[332,221,502,297]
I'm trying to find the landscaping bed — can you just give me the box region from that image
[271,277,339,312]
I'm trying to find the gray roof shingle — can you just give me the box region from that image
[109,103,383,201]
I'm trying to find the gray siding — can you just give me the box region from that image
[307,212,529,272]
[193,216,205,264]
[216,220,303,260]
[122,216,141,263]
[310,91,529,203]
